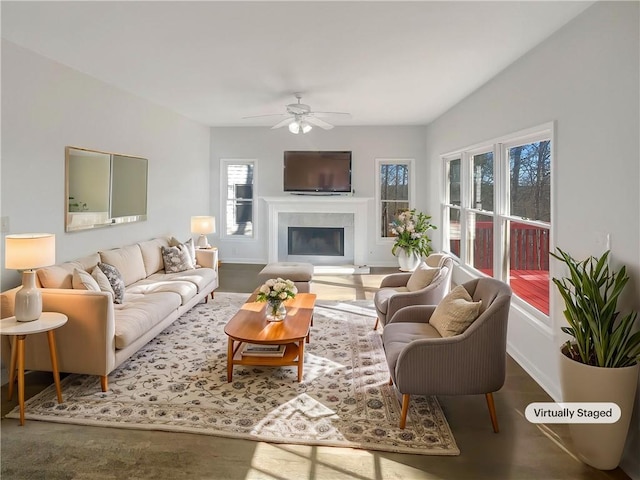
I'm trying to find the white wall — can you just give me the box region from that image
[1,41,211,291]
[425,2,639,477]
[209,126,428,265]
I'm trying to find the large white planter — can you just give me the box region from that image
[397,249,420,272]
[559,348,639,470]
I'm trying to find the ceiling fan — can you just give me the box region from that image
[243,94,350,134]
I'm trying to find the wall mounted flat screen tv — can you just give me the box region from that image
[283,151,352,193]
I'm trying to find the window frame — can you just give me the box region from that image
[220,158,257,241]
[375,158,416,244]
[441,123,554,321]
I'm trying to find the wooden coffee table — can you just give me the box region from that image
[224,292,316,382]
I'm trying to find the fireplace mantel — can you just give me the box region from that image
[262,196,372,265]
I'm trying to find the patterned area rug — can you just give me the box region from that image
[8,293,459,455]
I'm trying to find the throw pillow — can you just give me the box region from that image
[429,285,482,337]
[91,265,115,297]
[97,262,125,304]
[169,237,197,266]
[162,245,195,273]
[72,267,100,292]
[406,262,439,292]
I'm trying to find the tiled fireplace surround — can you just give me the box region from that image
[263,197,370,265]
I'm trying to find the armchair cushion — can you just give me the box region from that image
[374,287,409,314]
[383,322,442,377]
[429,285,482,337]
[406,262,439,292]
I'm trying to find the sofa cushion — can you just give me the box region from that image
[374,287,409,314]
[98,262,125,304]
[138,238,170,277]
[429,285,482,337]
[161,245,195,273]
[126,279,198,305]
[72,268,100,291]
[148,268,217,293]
[113,292,181,349]
[74,253,101,273]
[406,262,439,292]
[169,237,196,266]
[99,245,147,287]
[92,265,114,297]
[37,262,78,289]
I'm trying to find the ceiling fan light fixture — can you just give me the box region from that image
[300,121,312,134]
[288,121,300,134]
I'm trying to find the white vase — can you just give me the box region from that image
[397,249,421,272]
[559,347,639,470]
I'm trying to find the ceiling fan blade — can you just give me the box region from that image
[310,111,351,118]
[305,116,334,130]
[242,113,289,119]
[271,117,295,129]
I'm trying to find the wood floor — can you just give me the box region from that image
[0,263,631,480]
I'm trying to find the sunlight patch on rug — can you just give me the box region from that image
[8,292,459,455]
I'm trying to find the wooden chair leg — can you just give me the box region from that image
[486,392,499,433]
[400,394,410,429]
[100,375,108,392]
[389,377,393,385]
[373,318,379,330]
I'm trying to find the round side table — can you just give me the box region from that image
[0,312,68,425]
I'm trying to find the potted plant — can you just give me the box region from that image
[389,209,437,271]
[552,248,640,470]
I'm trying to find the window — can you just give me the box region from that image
[377,159,414,238]
[222,160,255,238]
[505,139,551,314]
[442,126,552,316]
[444,158,461,256]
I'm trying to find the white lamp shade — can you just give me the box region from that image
[5,233,56,270]
[190,216,216,235]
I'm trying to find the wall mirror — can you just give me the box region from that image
[65,146,148,232]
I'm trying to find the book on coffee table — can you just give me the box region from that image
[241,343,286,357]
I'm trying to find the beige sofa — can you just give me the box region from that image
[0,237,218,391]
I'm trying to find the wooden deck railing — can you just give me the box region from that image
[450,221,550,314]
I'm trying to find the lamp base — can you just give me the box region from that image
[196,234,211,249]
[15,270,42,322]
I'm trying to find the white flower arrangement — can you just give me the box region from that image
[390,208,437,257]
[256,277,298,304]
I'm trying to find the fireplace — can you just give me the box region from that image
[288,227,345,257]
[263,196,371,265]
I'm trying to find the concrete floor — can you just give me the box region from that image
[0,263,631,479]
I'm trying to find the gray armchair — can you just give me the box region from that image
[374,253,453,330]
[382,277,512,431]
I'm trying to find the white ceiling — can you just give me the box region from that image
[2,1,593,128]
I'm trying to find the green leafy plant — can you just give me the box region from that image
[551,248,640,368]
[390,209,437,258]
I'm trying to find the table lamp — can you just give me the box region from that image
[5,233,56,322]
[191,216,215,249]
